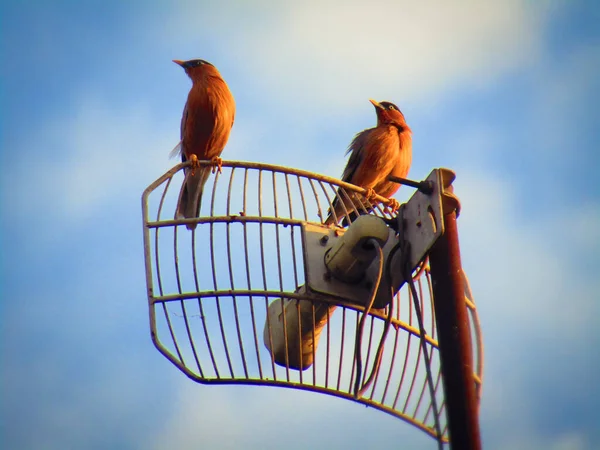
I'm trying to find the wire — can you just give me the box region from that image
[353,239,385,397]
[353,238,404,397]
[351,214,442,449]
[355,282,394,398]
[403,241,443,450]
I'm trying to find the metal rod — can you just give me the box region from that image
[429,210,482,450]
[387,175,434,194]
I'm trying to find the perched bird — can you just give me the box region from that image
[171,59,236,229]
[324,99,412,226]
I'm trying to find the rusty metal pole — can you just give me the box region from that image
[429,210,482,450]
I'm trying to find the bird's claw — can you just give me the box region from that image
[364,188,378,203]
[210,156,223,174]
[386,198,400,215]
[188,154,200,176]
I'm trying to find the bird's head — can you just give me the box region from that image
[369,99,407,128]
[173,59,220,80]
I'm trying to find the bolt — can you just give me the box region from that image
[320,235,329,245]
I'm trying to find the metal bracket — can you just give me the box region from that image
[302,223,398,308]
[375,168,446,307]
[302,168,449,310]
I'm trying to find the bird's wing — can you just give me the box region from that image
[350,126,399,190]
[167,102,188,160]
[186,93,220,159]
[341,129,371,183]
[324,130,372,225]
[180,100,188,140]
[169,141,182,159]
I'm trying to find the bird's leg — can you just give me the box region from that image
[188,154,200,176]
[386,198,400,215]
[210,156,223,174]
[364,188,378,205]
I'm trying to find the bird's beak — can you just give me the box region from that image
[369,99,383,110]
[173,59,186,67]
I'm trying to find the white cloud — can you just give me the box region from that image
[3,94,173,221]
[3,92,273,222]
[149,380,435,450]
[499,431,591,450]
[170,0,559,111]
[527,40,600,167]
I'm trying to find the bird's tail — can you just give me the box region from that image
[175,167,211,230]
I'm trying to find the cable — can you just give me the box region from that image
[351,221,443,450]
[353,239,384,397]
[354,239,402,397]
[403,241,443,450]
[355,284,394,398]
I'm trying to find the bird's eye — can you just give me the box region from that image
[388,105,395,110]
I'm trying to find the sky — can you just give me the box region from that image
[2,0,600,449]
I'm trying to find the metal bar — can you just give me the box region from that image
[440,402,449,437]
[347,311,359,394]
[307,179,325,224]
[147,215,302,229]
[152,293,441,349]
[402,284,423,413]
[310,303,316,385]
[362,315,376,392]
[402,329,423,414]
[174,225,204,377]
[423,351,444,425]
[209,169,235,378]
[242,169,263,379]
[257,170,277,380]
[226,168,249,378]
[272,171,291,381]
[411,279,432,418]
[422,269,445,425]
[296,176,309,221]
[191,228,220,377]
[380,314,401,404]
[284,174,304,378]
[387,174,433,194]
[391,322,410,409]
[412,340,434,418]
[167,159,394,205]
[317,180,339,224]
[336,307,346,391]
[296,301,304,383]
[325,305,331,388]
[429,211,482,450]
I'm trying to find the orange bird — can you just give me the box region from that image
[324,99,412,226]
[172,59,236,229]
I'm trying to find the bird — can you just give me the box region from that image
[324,99,412,226]
[171,59,236,230]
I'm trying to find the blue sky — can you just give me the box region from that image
[2,1,599,449]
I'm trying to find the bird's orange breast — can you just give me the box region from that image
[181,76,235,161]
[348,125,411,199]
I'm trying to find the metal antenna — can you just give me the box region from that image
[142,160,484,448]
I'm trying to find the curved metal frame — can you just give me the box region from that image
[142,160,484,444]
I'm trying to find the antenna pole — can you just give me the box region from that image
[429,210,482,450]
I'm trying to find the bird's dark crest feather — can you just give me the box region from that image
[184,59,214,68]
[380,101,400,111]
